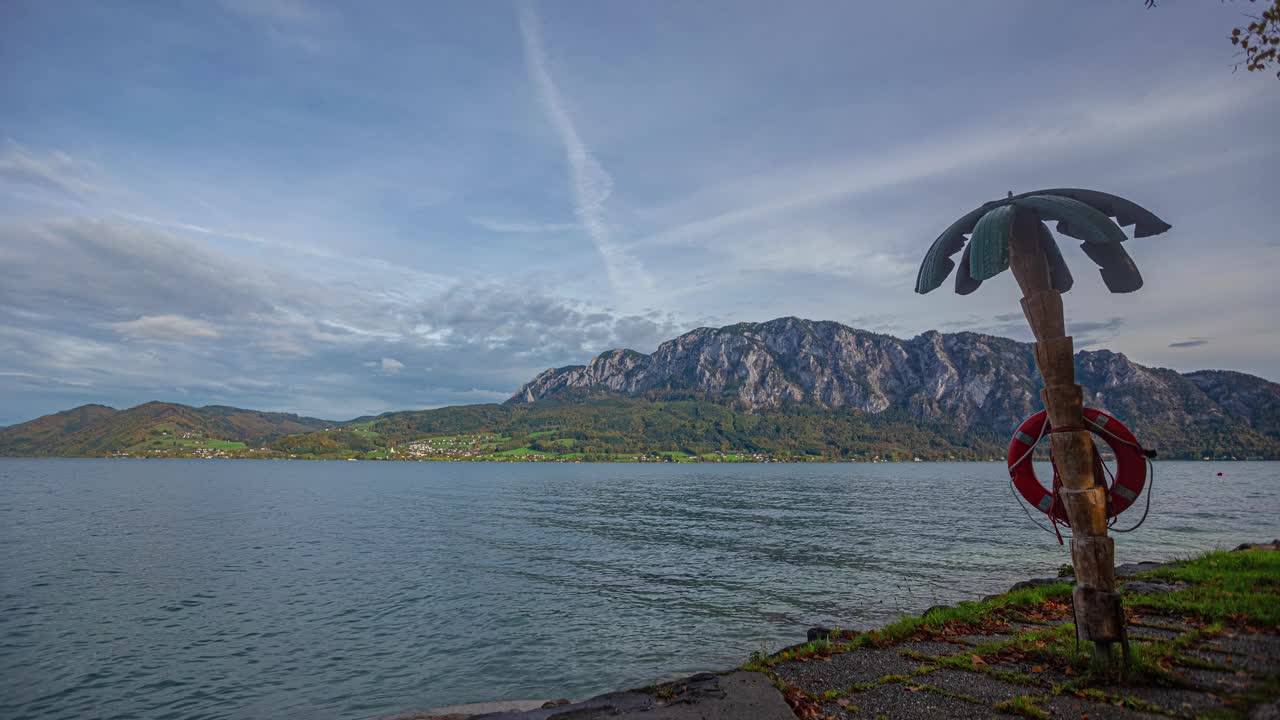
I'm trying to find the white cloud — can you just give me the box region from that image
[727,225,915,281]
[380,357,404,375]
[109,210,270,246]
[0,139,99,200]
[470,217,578,234]
[635,78,1260,251]
[110,314,221,340]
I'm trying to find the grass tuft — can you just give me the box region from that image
[1127,550,1280,626]
[994,695,1049,719]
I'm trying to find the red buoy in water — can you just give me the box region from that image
[1217,472,1224,476]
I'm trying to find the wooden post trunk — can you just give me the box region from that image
[1008,210,1124,663]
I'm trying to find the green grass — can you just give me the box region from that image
[1128,549,1280,625]
[349,421,380,436]
[866,582,1074,645]
[1073,686,1179,717]
[744,583,1075,672]
[742,631,844,671]
[495,447,552,457]
[127,436,247,451]
[906,680,983,706]
[757,551,1279,720]
[993,695,1049,719]
[421,433,508,443]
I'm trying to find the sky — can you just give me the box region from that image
[1,1,1278,425]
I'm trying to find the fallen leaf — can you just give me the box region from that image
[1031,665,1044,673]
[970,654,986,666]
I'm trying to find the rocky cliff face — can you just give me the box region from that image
[511,317,1279,448]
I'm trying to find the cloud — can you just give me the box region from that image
[0,214,695,422]
[634,79,1259,252]
[0,139,98,200]
[1070,318,1124,334]
[414,283,684,358]
[517,3,650,298]
[4,3,1278,425]
[846,313,906,334]
[1069,318,1125,348]
[470,217,578,234]
[721,225,916,283]
[0,217,270,320]
[110,315,221,340]
[936,313,1123,349]
[109,211,271,247]
[1169,338,1210,348]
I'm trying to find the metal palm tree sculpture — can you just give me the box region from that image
[916,188,1171,666]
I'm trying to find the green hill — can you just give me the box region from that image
[269,392,1015,461]
[0,402,333,457]
[0,404,119,455]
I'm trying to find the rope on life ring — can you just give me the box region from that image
[1006,408,1155,543]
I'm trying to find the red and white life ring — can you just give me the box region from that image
[1007,407,1148,525]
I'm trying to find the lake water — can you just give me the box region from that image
[1,459,1276,719]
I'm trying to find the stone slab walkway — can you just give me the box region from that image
[398,671,796,720]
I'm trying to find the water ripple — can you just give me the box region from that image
[0,458,1275,720]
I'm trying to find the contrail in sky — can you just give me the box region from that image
[517,3,649,297]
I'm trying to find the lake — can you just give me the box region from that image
[1,459,1275,719]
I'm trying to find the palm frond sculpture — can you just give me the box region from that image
[915,188,1171,297]
[915,188,1170,668]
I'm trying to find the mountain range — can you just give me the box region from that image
[2,318,1277,460]
[510,318,1280,457]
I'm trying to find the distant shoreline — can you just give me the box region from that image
[1,455,1270,463]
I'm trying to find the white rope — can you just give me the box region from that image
[1007,414,1070,538]
[1007,411,1154,536]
